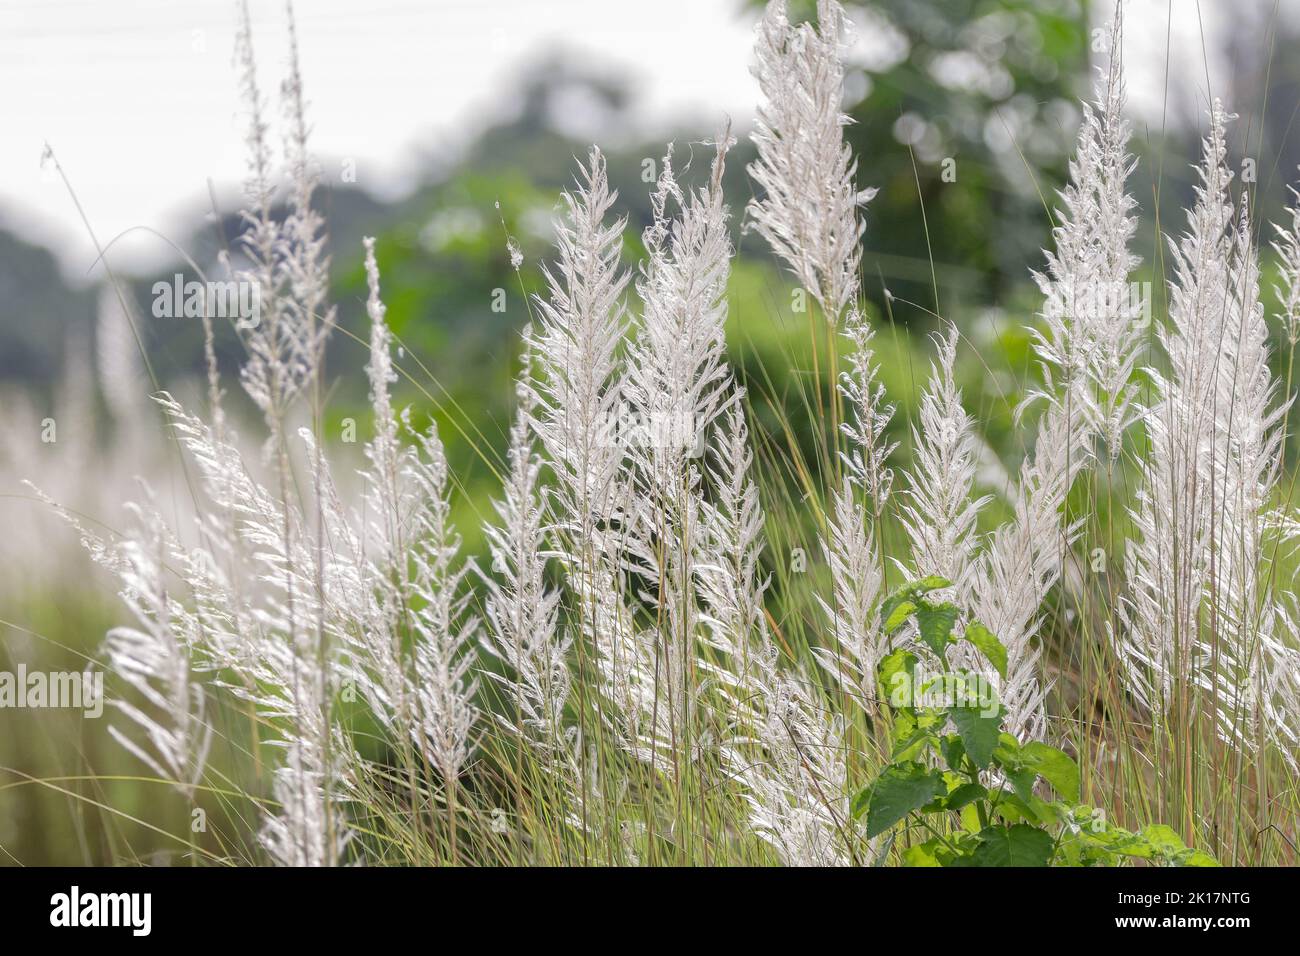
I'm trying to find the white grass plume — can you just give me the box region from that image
[610,133,738,772]
[234,0,330,430]
[970,403,1088,739]
[1273,166,1300,346]
[407,421,481,784]
[53,490,215,799]
[699,400,856,865]
[625,133,737,496]
[481,350,570,762]
[743,0,901,714]
[351,239,480,783]
[697,401,769,677]
[812,479,884,704]
[901,325,989,596]
[1029,9,1141,459]
[1115,102,1237,717]
[967,16,1139,737]
[1202,205,1296,759]
[525,148,645,818]
[278,0,335,380]
[811,310,894,702]
[747,0,876,322]
[838,315,897,515]
[528,147,631,594]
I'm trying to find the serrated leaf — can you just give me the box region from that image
[891,728,931,762]
[963,622,1007,679]
[878,649,917,708]
[864,762,947,838]
[949,703,1001,769]
[964,824,1054,867]
[890,707,917,743]
[1104,830,1156,859]
[850,784,873,820]
[1005,768,1038,802]
[912,575,952,593]
[892,709,944,760]
[939,734,966,772]
[883,600,917,634]
[945,782,987,812]
[1021,742,1080,803]
[915,601,959,656]
[902,840,943,867]
[998,791,1056,827]
[993,732,1022,767]
[1140,824,1187,855]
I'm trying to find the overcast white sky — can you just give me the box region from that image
[1,0,758,277]
[0,0,1260,280]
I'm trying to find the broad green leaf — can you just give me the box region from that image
[911,575,952,594]
[878,579,916,609]
[1087,826,1156,859]
[963,622,1007,679]
[993,732,1022,769]
[864,762,947,838]
[939,734,966,772]
[952,669,1000,715]
[915,601,959,656]
[883,576,951,603]
[883,600,917,634]
[993,799,1029,825]
[944,782,987,812]
[948,704,1001,769]
[965,824,1054,867]
[1004,768,1038,803]
[889,712,941,764]
[1140,824,1187,855]
[878,649,918,709]
[1068,804,1106,830]
[924,772,965,813]
[998,791,1056,827]
[1021,742,1080,803]
[891,708,917,745]
[902,840,943,867]
[891,725,933,762]
[1093,825,1204,866]
[850,785,872,820]
[1056,829,1116,867]
[879,578,951,635]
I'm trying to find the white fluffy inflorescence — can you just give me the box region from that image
[101,498,212,797]
[481,349,569,763]
[701,401,856,866]
[1117,103,1300,764]
[902,327,989,597]
[1116,103,1238,719]
[966,14,1137,739]
[1029,10,1141,460]
[748,0,876,323]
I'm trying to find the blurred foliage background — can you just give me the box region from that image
[3,0,1300,864]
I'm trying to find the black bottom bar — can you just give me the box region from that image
[0,865,1280,940]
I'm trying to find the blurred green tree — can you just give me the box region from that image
[751,0,1090,322]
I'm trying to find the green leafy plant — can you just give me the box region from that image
[852,578,1219,867]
